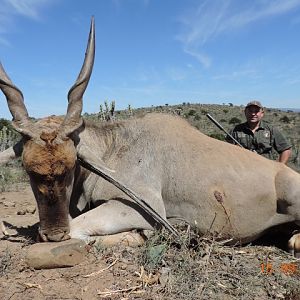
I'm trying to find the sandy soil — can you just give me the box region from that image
[1,185,300,300]
[0,185,149,300]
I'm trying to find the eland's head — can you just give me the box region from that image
[0,18,95,242]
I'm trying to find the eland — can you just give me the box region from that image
[1,18,300,255]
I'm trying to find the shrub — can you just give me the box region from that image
[188,109,197,116]
[209,133,225,141]
[229,117,242,125]
[280,115,291,123]
[0,119,13,131]
[0,125,20,152]
[194,114,201,121]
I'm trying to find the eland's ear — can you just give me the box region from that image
[60,17,95,138]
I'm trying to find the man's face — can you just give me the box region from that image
[245,105,264,124]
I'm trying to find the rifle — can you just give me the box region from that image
[206,113,244,148]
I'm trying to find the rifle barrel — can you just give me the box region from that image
[206,113,244,148]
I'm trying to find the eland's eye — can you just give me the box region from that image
[28,172,46,183]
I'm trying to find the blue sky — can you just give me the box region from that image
[1,0,300,120]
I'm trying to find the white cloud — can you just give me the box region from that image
[183,46,211,68]
[212,68,259,81]
[4,0,47,19]
[177,0,300,67]
[0,0,54,44]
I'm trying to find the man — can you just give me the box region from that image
[226,100,292,164]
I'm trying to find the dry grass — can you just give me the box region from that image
[129,224,300,300]
[0,247,12,276]
[80,223,300,299]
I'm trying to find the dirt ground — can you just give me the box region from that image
[1,184,300,300]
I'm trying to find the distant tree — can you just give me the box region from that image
[200,109,208,115]
[223,109,229,114]
[229,117,241,125]
[228,103,233,107]
[127,104,133,117]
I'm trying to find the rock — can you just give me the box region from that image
[3,200,15,207]
[26,206,36,214]
[26,239,87,269]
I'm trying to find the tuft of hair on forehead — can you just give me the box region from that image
[22,138,77,177]
[34,116,64,131]
[40,130,58,146]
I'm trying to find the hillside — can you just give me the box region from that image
[85,102,300,172]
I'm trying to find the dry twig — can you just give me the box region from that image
[20,282,43,290]
[135,266,160,287]
[97,284,143,297]
[83,257,119,278]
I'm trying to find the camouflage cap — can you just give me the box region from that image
[245,100,263,109]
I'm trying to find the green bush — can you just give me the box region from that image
[0,124,20,152]
[280,115,291,123]
[194,114,201,121]
[188,109,197,116]
[209,133,226,141]
[229,117,242,125]
[0,118,14,131]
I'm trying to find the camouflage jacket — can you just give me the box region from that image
[226,120,292,160]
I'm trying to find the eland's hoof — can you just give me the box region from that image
[288,233,300,257]
[90,231,146,248]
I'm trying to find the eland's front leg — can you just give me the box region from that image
[70,195,165,246]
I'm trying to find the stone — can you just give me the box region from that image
[17,209,26,215]
[26,206,36,214]
[3,200,15,207]
[26,239,87,269]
